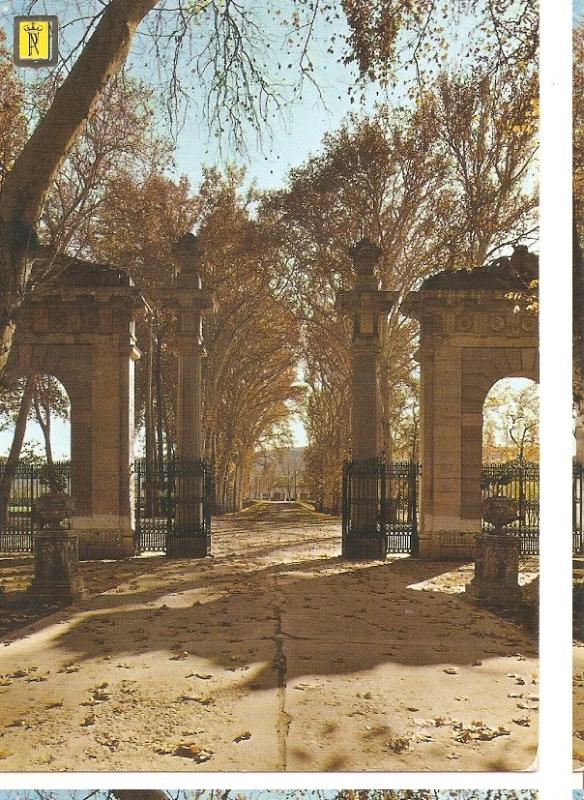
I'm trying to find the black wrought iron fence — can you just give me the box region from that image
[0,461,71,552]
[134,457,213,553]
[342,458,539,557]
[342,459,420,555]
[481,459,539,555]
[574,461,584,555]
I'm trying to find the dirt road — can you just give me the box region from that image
[0,501,538,771]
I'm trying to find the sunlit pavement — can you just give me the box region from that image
[0,501,537,771]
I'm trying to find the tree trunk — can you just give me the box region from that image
[33,382,58,490]
[232,461,239,512]
[0,0,159,377]
[144,323,155,516]
[112,791,169,800]
[155,332,165,476]
[0,375,35,524]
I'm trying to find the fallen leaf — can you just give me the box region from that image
[385,736,410,754]
[170,651,189,661]
[175,743,213,762]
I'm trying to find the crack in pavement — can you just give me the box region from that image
[273,576,292,770]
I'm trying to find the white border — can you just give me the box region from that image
[0,0,573,796]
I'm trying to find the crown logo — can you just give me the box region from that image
[14,15,58,67]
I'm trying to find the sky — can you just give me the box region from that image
[0,1,535,457]
[0,0,378,453]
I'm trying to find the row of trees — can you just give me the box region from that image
[0,0,537,515]
[0,39,537,514]
[574,17,584,407]
[1,790,538,800]
[263,68,537,511]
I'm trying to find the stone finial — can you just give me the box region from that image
[175,233,203,283]
[482,495,518,534]
[349,238,382,276]
[34,491,75,529]
[510,245,538,281]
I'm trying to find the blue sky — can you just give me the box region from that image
[0,1,376,454]
[0,1,534,457]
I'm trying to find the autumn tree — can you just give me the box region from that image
[0,0,538,379]
[88,165,301,512]
[0,29,26,196]
[421,68,538,268]
[0,42,174,498]
[0,791,540,800]
[483,380,539,462]
[574,18,584,400]
[264,63,536,507]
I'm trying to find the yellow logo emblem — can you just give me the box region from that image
[14,16,58,67]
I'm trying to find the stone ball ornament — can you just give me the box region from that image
[34,491,75,529]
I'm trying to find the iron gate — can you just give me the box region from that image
[134,457,213,553]
[481,459,539,555]
[342,459,419,555]
[0,461,71,552]
[342,458,539,557]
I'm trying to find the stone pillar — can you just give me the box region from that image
[576,403,584,460]
[336,239,394,559]
[465,493,522,606]
[165,234,217,557]
[71,320,141,560]
[416,333,479,559]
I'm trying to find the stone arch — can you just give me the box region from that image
[460,350,539,522]
[5,258,146,558]
[401,248,538,558]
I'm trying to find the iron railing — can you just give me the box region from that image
[481,459,539,555]
[342,457,539,557]
[0,461,71,552]
[134,457,213,554]
[0,457,213,556]
[342,459,420,555]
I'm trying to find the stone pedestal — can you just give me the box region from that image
[29,529,86,604]
[465,532,522,606]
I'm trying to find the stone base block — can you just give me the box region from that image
[29,529,86,604]
[418,531,477,560]
[465,532,522,608]
[342,533,388,560]
[166,533,210,558]
[465,580,522,607]
[77,529,136,560]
